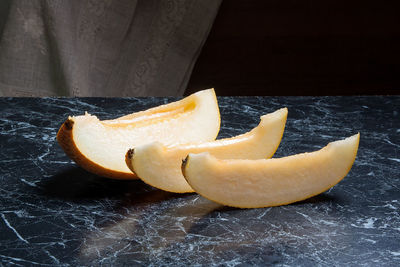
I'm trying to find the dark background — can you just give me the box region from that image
[186,0,400,96]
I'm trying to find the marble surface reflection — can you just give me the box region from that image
[0,96,399,266]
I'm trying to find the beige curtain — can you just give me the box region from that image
[0,0,221,96]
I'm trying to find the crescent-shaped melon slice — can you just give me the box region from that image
[57,89,220,179]
[126,108,287,193]
[182,133,360,208]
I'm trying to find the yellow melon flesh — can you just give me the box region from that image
[126,108,287,193]
[182,134,360,208]
[57,89,220,179]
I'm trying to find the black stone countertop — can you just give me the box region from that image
[0,96,399,266]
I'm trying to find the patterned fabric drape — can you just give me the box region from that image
[0,0,221,96]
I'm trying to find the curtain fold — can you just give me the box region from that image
[0,0,222,96]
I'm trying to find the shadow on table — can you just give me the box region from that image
[39,166,184,206]
[293,193,338,205]
[207,193,338,213]
[40,166,340,208]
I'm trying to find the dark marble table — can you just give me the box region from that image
[0,96,399,266]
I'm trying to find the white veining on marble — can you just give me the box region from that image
[1,213,29,244]
[0,96,399,266]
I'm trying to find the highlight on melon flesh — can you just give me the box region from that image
[56,89,220,179]
[126,108,288,193]
[182,133,360,208]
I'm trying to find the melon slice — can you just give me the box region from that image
[182,134,360,208]
[57,89,220,179]
[126,108,287,193]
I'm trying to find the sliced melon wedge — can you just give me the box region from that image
[126,108,287,193]
[57,89,220,179]
[182,133,360,208]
